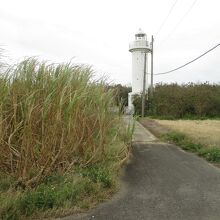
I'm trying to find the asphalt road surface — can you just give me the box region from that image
[63,119,220,220]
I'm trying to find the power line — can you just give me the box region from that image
[155,0,179,37]
[155,43,220,75]
[159,0,197,44]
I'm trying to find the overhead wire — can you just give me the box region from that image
[155,43,220,75]
[158,0,197,44]
[155,0,179,37]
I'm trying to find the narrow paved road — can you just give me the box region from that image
[63,119,220,220]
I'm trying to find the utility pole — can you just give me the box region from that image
[150,35,154,97]
[141,52,147,118]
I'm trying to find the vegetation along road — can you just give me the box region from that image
[153,119,220,148]
[64,118,220,220]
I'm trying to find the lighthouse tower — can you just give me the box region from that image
[128,28,151,112]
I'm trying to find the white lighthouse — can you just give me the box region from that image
[128,28,151,112]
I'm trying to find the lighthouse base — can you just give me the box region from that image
[127,92,149,115]
[127,92,141,115]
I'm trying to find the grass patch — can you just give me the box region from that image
[0,174,15,192]
[163,131,220,163]
[147,115,178,120]
[78,165,114,188]
[198,147,220,162]
[0,132,130,220]
[155,119,220,148]
[147,115,220,120]
[0,161,122,220]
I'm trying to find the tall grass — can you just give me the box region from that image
[0,58,125,188]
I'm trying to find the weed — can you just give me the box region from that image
[181,140,202,152]
[198,147,220,162]
[78,165,114,188]
[43,173,65,185]
[163,131,220,163]
[0,175,102,219]
[163,131,186,144]
[0,175,14,192]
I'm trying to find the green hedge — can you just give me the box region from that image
[133,83,220,118]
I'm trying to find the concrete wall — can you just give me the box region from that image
[131,50,148,94]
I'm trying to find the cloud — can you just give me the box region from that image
[0,0,219,85]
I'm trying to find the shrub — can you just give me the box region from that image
[132,94,149,116]
[107,84,131,107]
[150,83,220,118]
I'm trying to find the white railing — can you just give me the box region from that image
[129,40,151,51]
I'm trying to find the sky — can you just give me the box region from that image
[0,0,219,85]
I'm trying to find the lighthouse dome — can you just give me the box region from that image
[135,28,146,39]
